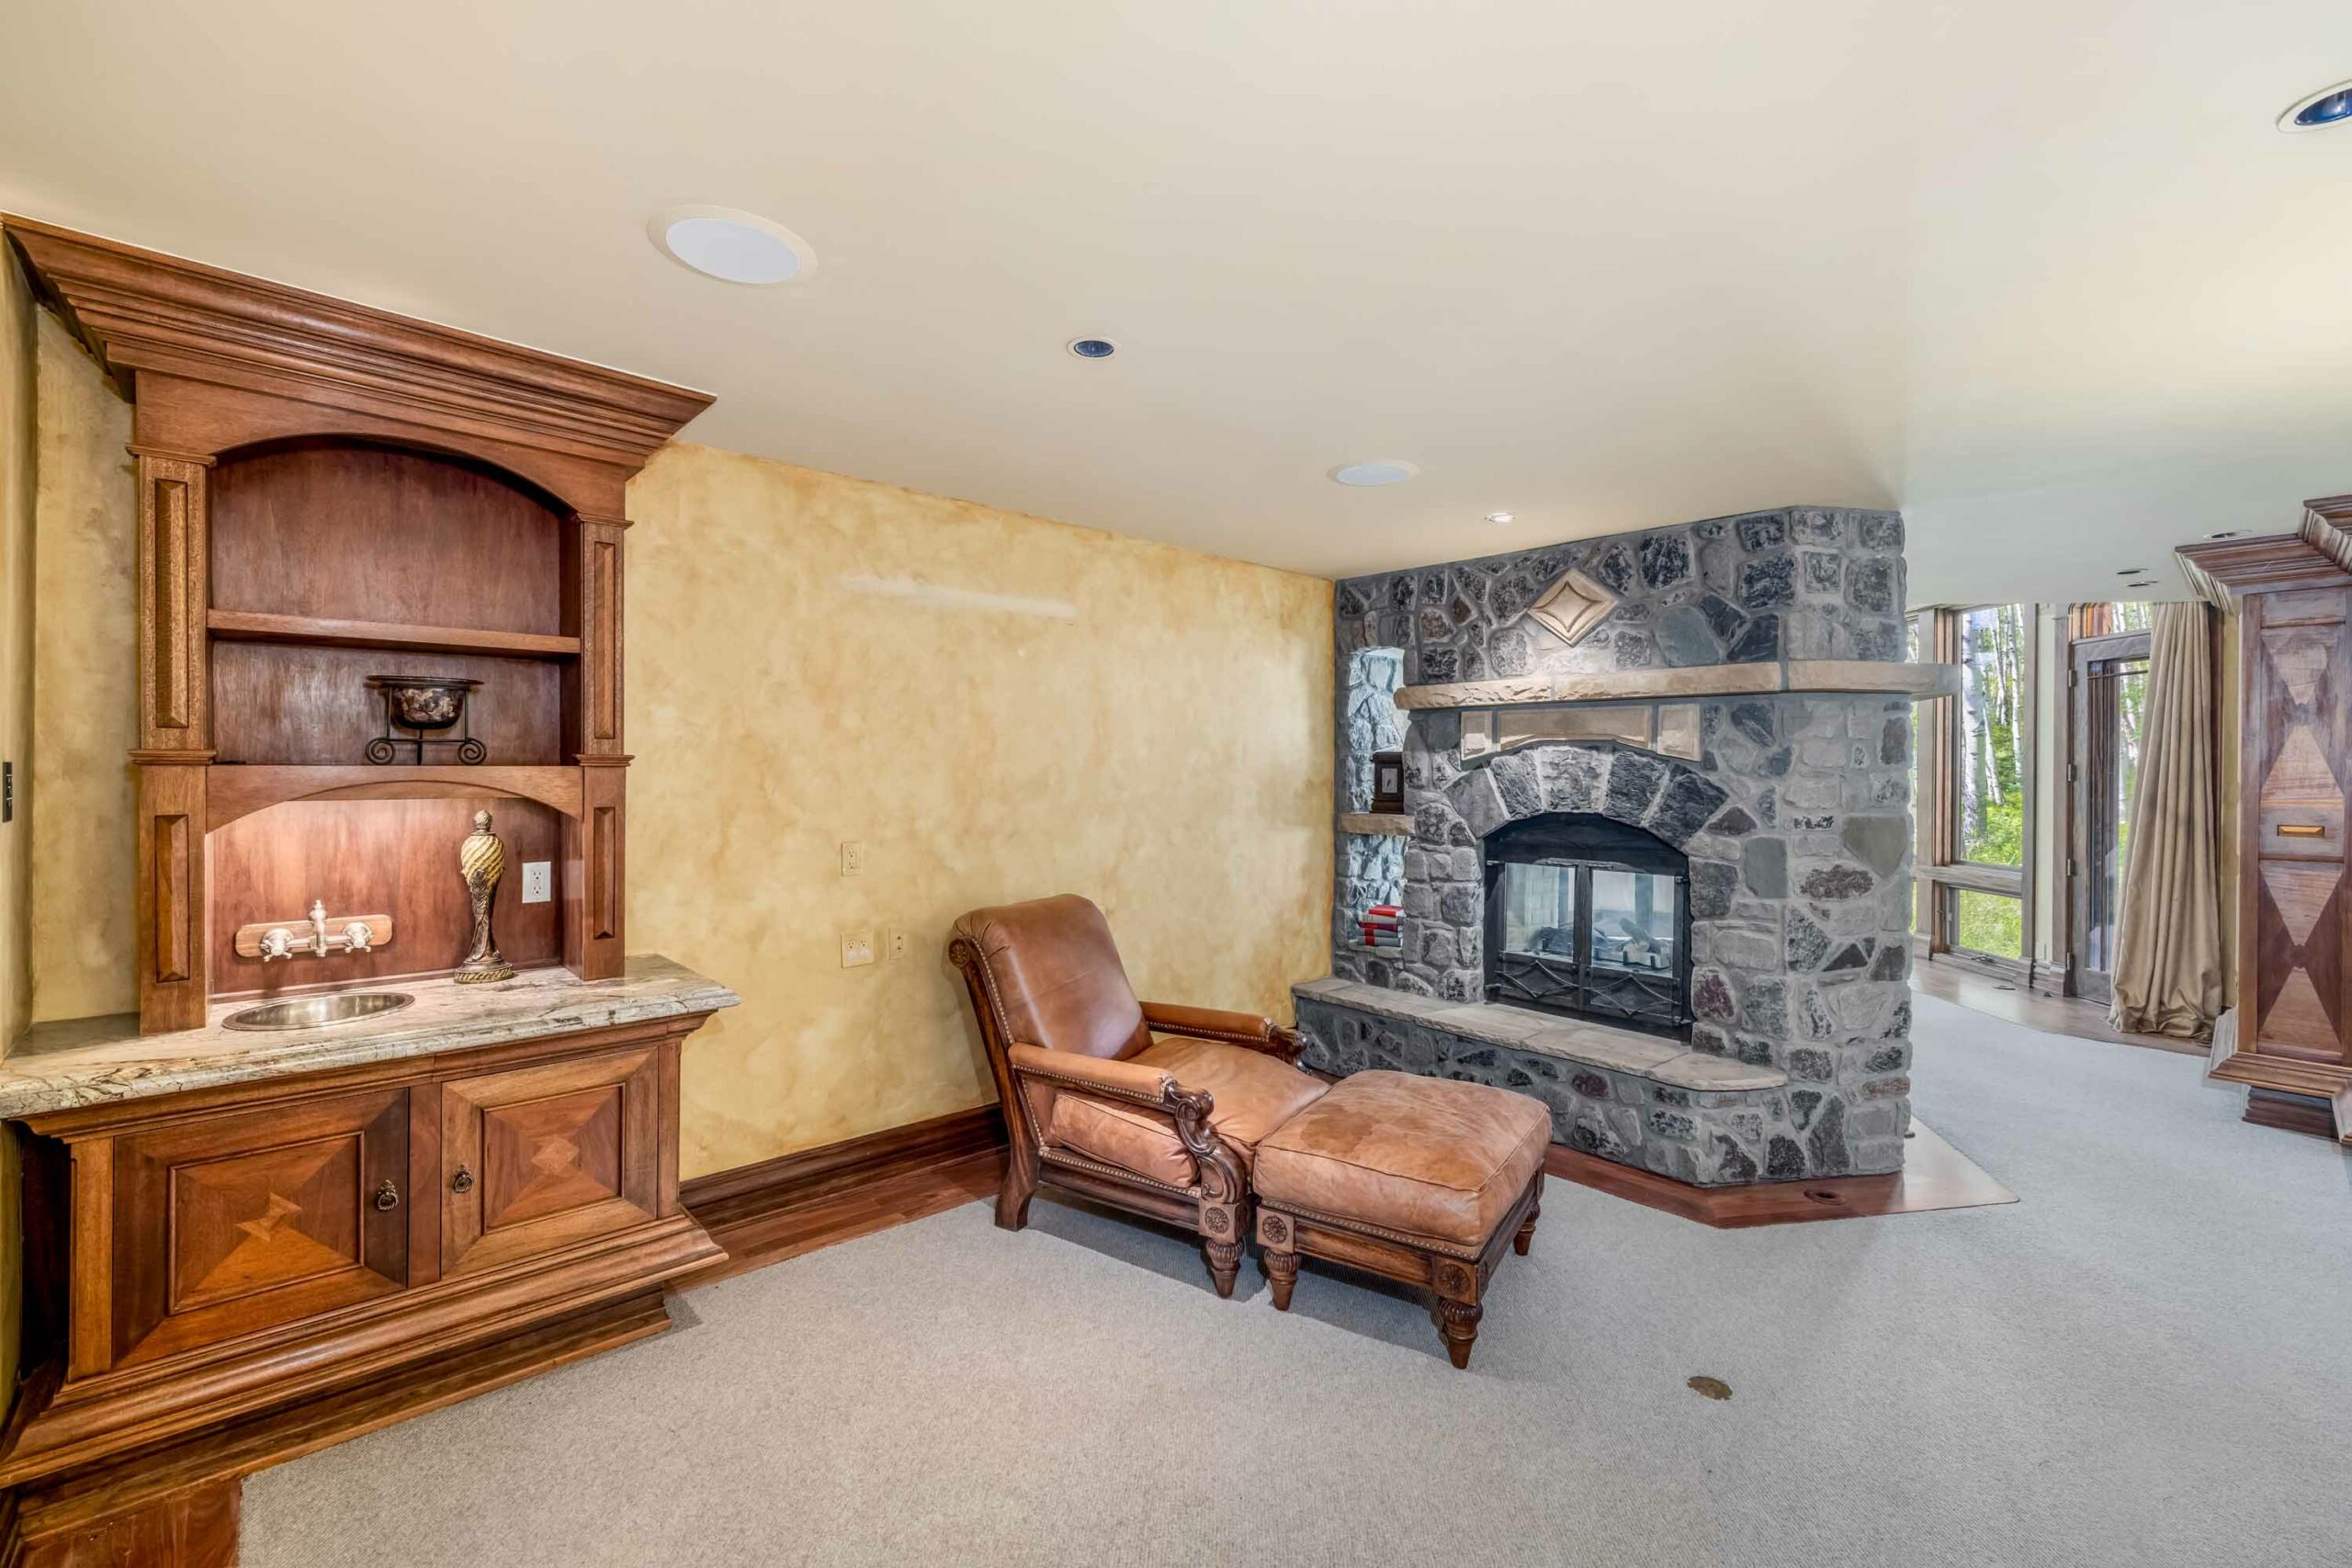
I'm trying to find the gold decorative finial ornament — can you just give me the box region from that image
[454,808,515,984]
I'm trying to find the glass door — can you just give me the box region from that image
[2069,628,2151,1004]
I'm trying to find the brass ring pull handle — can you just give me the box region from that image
[2278,823,2328,839]
[451,1165,475,1194]
[373,1179,401,1212]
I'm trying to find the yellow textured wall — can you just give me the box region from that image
[626,445,1334,1177]
[0,369,1334,1179]
[0,239,40,1414]
[28,312,134,1022]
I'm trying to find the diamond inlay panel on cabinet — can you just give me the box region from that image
[109,1089,409,1371]
[441,1047,659,1277]
[169,1134,364,1314]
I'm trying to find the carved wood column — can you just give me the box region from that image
[130,448,211,753]
[563,762,627,980]
[569,513,626,761]
[130,447,215,1032]
[565,512,628,978]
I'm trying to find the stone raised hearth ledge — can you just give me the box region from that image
[0,956,739,1119]
[1394,658,1959,711]
[1295,976,1785,1092]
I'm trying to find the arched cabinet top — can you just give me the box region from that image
[4,214,711,511]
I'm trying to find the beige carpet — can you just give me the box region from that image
[243,995,2352,1567]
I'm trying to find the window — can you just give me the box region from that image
[2066,609,2153,1003]
[1949,887,2024,959]
[1916,604,2039,972]
[1954,604,2028,868]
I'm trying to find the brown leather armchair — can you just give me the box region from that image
[948,895,1327,1295]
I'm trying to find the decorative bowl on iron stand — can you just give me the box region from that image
[364,675,487,764]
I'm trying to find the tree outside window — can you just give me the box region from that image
[1955,604,2027,868]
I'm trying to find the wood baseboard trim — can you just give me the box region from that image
[675,1105,1008,1291]
[0,1291,673,1566]
[1544,1121,2015,1228]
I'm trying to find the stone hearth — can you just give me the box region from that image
[1317,505,1939,1185]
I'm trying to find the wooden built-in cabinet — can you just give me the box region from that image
[1,1013,716,1484]
[2180,500,2352,1133]
[3,216,710,1032]
[0,217,730,1553]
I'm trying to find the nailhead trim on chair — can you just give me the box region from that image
[1255,1199,1489,1260]
[1016,1066,1174,1108]
[1039,1145,1204,1199]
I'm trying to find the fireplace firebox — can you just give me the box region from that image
[1482,812,1691,1038]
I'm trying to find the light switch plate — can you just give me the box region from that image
[886,930,910,963]
[520,861,553,904]
[841,931,876,968]
[840,840,865,876]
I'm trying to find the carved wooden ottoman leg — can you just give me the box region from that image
[1432,1259,1483,1371]
[1265,1248,1298,1311]
[1256,1209,1299,1308]
[1438,1298,1484,1370]
[1514,1201,1540,1257]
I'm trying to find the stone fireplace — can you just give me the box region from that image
[1300,506,1955,1187]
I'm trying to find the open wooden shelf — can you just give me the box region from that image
[206,763,586,829]
[208,609,580,660]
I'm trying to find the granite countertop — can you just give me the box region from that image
[0,955,739,1120]
[1293,976,1785,1091]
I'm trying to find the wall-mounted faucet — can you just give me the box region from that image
[236,902,394,963]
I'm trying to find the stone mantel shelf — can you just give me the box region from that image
[0,955,739,1120]
[1394,659,1960,712]
[1339,812,1414,837]
[1294,977,1785,1093]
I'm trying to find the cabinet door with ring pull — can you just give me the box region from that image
[98,1088,410,1376]
[438,1047,661,1277]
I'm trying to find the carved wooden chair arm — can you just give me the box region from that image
[1140,1001,1307,1064]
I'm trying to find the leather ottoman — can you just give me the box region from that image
[1250,1070,1550,1369]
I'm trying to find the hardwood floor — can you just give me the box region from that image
[1544,1121,2014,1228]
[675,1107,1007,1292]
[683,1149,1006,1288]
[1912,956,2205,1056]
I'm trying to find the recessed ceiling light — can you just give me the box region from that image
[2116,567,2144,575]
[1329,460,1419,488]
[2126,581,2159,589]
[2209,529,2248,539]
[1067,337,1117,359]
[647,205,816,286]
[1485,512,1516,525]
[2280,81,2352,131]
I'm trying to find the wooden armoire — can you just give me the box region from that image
[2179,495,2352,1142]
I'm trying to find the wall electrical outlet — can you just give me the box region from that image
[841,931,876,968]
[520,861,553,904]
[886,930,910,963]
[840,840,865,876]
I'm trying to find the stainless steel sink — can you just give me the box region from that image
[220,991,416,1032]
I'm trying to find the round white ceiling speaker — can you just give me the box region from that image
[1329,460,1420,487]
[648,205,817,286]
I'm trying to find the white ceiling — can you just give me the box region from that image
[5,1,2348,605]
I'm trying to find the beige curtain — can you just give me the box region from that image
[2110,602,2223,1038]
